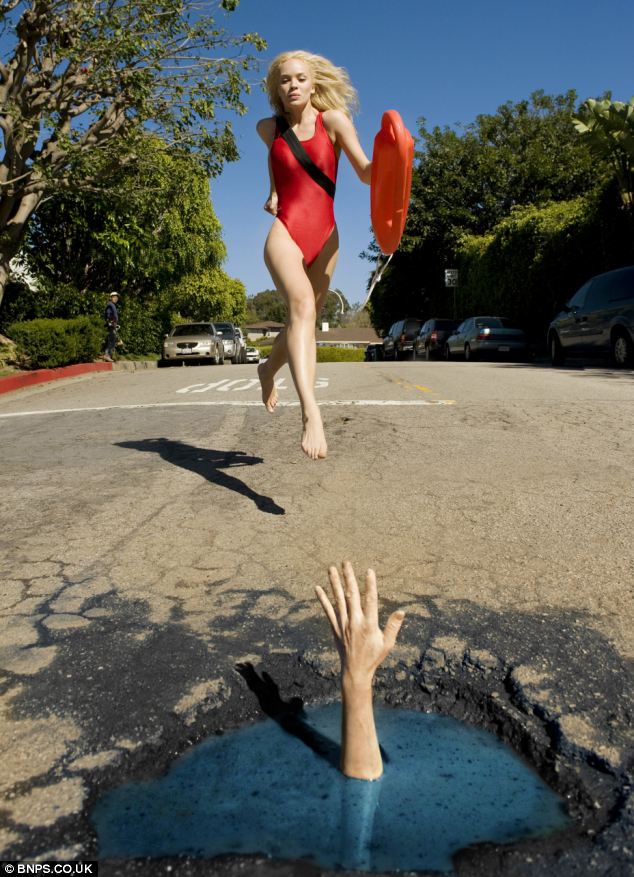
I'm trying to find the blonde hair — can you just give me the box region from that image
[266,50,359,118]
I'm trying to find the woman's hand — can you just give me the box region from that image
[264,192,278,215]
[315,561,405,687]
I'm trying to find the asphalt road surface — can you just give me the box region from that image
[1,359,633,875]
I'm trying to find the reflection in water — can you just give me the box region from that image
[93,704,570,872]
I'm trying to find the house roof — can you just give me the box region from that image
[244,321,286,330]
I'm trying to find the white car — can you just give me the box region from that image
[245,346,261,363]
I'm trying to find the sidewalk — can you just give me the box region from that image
[0,359,157,396]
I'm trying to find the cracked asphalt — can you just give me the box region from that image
[0,359,633,875]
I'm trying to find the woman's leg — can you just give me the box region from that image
[260,220,337,459]
[258,226,339,407]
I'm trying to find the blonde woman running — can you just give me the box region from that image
[257,51,371,460]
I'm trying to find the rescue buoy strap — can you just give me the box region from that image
[276,116,336,199]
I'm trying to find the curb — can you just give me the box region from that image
[112,360,159,371]
[0,361,113,396]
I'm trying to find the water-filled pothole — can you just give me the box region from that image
[93,703,570,872]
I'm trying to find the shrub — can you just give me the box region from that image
[7,316,103,368]
[252,344,364,362]
[316,346,364,362]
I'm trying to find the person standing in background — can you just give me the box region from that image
[104,292,119,362]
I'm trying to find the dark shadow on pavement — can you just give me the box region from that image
[116,438,285,515]
[235,662,341,769]
[491,358,634,379]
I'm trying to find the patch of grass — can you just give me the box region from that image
[253,344,364,362]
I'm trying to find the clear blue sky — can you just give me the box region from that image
[212,0,634,305]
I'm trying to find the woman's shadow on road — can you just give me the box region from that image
[116,438,285,516]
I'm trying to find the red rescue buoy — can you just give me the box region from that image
[370,110,414,255]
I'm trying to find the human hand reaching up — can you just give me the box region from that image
[315,561,405,780]
[315,561,405,686]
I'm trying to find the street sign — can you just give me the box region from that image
[444,268,459,288]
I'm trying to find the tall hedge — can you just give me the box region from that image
[457,187,634,340]
[7,316,103,368]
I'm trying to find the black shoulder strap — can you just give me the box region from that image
[276,116,336,199]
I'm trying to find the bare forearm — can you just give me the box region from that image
[341,674,382,780]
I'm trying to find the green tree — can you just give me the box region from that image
[369,90,601,333]
[0,0,265,304]
[320,287,349,325]
[248,289,287,323]
[23,135,226,296]
[247,287,350,326]
[1,135,245,351]
[573,97,634,212]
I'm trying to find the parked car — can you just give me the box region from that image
[214,322,246,363]
[548,266,634,367]
[413,318,460,360]
[161,323,224,365]
[383,318,423,360]
[364,343,383,362]
[245,346,261,363]
[445,317,529,361]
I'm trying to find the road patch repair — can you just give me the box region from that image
[1,585,631,876]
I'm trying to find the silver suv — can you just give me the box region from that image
[548,266,634,367]
[214,322,247,364]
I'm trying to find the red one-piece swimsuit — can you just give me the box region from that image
[270,112,338,266]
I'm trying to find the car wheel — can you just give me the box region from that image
[444,345,451,361]
[425,345,432,361]
[219,346,225,364]
[549,333,565,366]
[611,330,634,368]
[394,347,399,361]
[464,343,475,361]
[412,346,417,360]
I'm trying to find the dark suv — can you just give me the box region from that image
[383,318,423,360]
[413,318,459,360]
[548,266,634,367]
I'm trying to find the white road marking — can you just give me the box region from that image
[175,377,329,394]
[0,399,456,419]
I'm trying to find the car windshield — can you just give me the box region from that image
[214,324,233,336]
[405,320,422,332]
[475,318,504,329]
[171,324,212,336]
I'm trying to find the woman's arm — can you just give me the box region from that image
[322,110,372,185]
[257,117,278,215]
[315,561,405,780]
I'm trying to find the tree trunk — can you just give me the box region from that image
[0,190,43,308]
[0,253,12,309]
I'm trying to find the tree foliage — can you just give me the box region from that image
[456,185,634,337]
[1,134,246,350]
[573,97,634,210]
[23,135,227,294]
[246,287,350,325]
[0,0,265,301]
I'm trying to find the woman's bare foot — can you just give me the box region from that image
[258,361,278,412]
[301,407,327,460]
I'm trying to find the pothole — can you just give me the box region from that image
[93,702,571,872]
